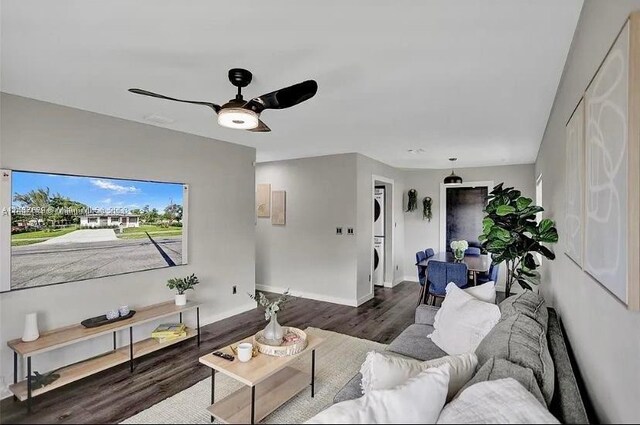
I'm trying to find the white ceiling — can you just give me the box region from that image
[1,0,583,168]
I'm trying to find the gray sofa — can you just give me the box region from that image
[334,292,589,424]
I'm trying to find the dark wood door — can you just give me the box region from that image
[446,186,488,250]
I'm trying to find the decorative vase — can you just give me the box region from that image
[263,314,284,344]
[453,249,465,262]
[175,294,187,306]
[22,312,40,342]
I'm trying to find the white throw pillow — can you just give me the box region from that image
[306,364,450,424]
[429,283,501,355]
[437,378,560,424]
[360,351,478,401]
[462,281,496,303]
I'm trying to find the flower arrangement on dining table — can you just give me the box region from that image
[450,240,469,261]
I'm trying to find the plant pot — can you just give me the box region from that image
[263,314,284,344]
[175,294,187,306]
[453,249,465,262]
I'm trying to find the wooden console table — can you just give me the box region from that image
[7,300,201,412]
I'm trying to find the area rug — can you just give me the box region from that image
[121,328,386,424]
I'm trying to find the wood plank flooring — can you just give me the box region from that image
[0,281,420,424]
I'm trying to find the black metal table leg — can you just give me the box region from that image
[251,385,256,424]
[129,327,134,373]
[13,352,18,401]
[311,349,316,398]
[211,369,215,423]
[179,312,183,323]
[113,331,117,350]
[197,307,201,347]
[27,357,32,413]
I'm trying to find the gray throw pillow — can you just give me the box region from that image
[499,290,548,328]
[458,357,546,406]
[475,312,555,406]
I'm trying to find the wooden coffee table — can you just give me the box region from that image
[199,333,324,424]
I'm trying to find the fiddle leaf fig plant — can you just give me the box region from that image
[479,183,558,296]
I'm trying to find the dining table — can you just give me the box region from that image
[416,251,492,286]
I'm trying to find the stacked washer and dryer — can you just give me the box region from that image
[373,186,385,286]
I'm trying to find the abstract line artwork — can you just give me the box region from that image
[565,99,584,266]
[584,22,629,303]
[257,184,271,218]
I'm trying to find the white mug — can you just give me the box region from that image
[237,343,253,363]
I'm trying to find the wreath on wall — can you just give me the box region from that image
[423,197,433,222]
[406,189,418,212]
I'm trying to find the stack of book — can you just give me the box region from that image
[151,323,187,343]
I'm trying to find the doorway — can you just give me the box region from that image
[439,181,493,252]
[371,175,394,291]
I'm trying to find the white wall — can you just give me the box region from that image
[255,154,359,306]
[0,94,256,396]
[402,164,535,290]
[535,1,640,422]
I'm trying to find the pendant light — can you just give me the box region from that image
[444,158,463,185]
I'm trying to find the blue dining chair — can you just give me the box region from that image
[424,248,435,258]
[477,262,500,285]
[426,261,468,305]
[416,251,428,304]
[465,247,481,256]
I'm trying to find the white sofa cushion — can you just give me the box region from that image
[429,283,501,355]
[360,351,477,401]
[306,364,450,424]
[437,378,559,424]
[463,280,496,303]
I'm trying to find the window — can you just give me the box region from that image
[88,217,97,223]
[535,174,543,264]
[129,217,138,223]
[535,174,543,223]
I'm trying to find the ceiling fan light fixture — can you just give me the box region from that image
[217,108,259,130]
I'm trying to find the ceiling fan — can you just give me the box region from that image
[128,68,317,132]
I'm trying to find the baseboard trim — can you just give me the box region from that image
[357,292,374,306]
[255,284,358,307]
[403,276,419,283]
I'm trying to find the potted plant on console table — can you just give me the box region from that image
[480,183,558,297]
[167,273,199,306]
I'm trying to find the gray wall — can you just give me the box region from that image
[402,164,535,290]
[0,94,257,396]
[535,1,640,422]
[255,154,359,305]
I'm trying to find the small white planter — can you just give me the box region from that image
[175,294,187,306]
[22,312,40,342]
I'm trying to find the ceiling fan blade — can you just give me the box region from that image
[247,119,271,133]
[128,88,220,113]
[245,80,317,113]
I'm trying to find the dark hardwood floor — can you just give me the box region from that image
[0,281,420,424]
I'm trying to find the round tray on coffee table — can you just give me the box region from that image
[253,327,308,357]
